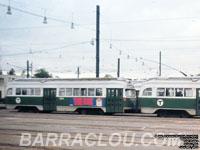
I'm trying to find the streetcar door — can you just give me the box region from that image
[196,88,200,115]
[43,88,57,111]
[106,88,123,113]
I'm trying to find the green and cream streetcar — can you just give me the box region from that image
[137,77,200,117]
[6,78,136,114]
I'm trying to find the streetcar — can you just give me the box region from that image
[5,78,136,114]
[137,77,200,117]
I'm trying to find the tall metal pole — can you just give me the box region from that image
[27,60,30,78]
[30,62,33,76]
[96,5,100,78]
[77,67,80,78]
[117,58,120,77]
[159,51,161,76]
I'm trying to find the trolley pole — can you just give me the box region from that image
[27,60,30,78]
[117,58,120,77]
[159,51,161,76]
[96,5,100,78]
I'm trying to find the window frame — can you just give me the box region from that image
[27,88,34,95]
[7,88,13,96]
[81,88,87,96]
[88,88,95,96]
[66,88,72,96]
[73,88,80,96]
[96,88,103,96]
[15,88,41,96]
[142,88,152,97]
[59,88,66,97]
[125,89,135,98]
[175,88,183,97]
[166,88,174,97]
[157,88,165,97]
[16,88,21,95]
[184,88,193,97]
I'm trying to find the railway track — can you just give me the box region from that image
[0,110,199,150]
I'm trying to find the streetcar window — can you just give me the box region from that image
[96,88,103,96]
[27,88,34,95]
[157,88,165,96]
[111,89,115,96]
[16,88,21,95]
[81,88,87,96]
[107,89,111,96]
[73,88,80,96]
[35,88,41,96]
[184,88,193,97]
[59,88,65,96]
[126,89,135,97]
[88,88,95,96]
[119,89,123,97]
[7,88,13,95]
[166,88,174,97]
[175,88,183,97]
[143,88,152,96]
[66,88,72,96]
[22,88,27,95]
[116,89,118,97]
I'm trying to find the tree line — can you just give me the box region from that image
[3,68,52,78]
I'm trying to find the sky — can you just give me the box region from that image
[1,0,200,79]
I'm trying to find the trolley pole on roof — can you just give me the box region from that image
[159,51,161,76]
[117,58,120,77]
[27,60,30,78]
[96,5,100,78]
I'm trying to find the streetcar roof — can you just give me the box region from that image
[7,78,134,89]
[138,77,200,89]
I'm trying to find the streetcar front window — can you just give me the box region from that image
[7,88,13,95]
[126,89,135,98]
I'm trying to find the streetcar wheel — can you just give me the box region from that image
[157,110,167,117]
[81,109,87,115]
[98,109,104,115]
[180,112,189,118]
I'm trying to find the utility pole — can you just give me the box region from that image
[77,67,80,78]
[117,58,120,77]
[0,46,2,74]
[159,51,161,76]
[27,60,30,78]
[30,62,33,76]
[96,5,100,78]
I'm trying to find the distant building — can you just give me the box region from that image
[0,75,22,102]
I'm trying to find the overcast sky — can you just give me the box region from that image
[1,0,200,78]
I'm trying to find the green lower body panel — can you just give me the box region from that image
[138,97,196,115]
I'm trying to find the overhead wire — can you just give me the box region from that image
[0,3,96,31]
[2,41,91,56]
